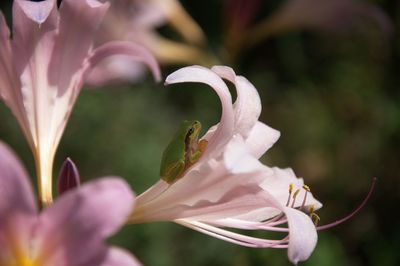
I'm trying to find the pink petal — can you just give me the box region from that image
[86,56,147,87]
[0,141,36,217]
[14,0,56,24]
[12,0,58,149]
[37,178,135,265]
[87,41,161,82]
[134,180,169,207]
[165,66,235,159]
[0,12,24,125]
[245,122,280,158]
[51,0,110,93]
[284,207,318,264]
[175,187,272,222]
[223,135,271,174]
[100,247,142,266]
[0,12,13,101]
[132,152,270,223]
[212,66,262,139]
[0,142,37,260]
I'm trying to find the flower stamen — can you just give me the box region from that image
[308,205,320,225]
[301,185,310,210]
[285,183,294,206]
[291,189,300,208]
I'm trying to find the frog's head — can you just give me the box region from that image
[183,120,202,145]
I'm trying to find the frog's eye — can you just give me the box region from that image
[188,127,194,135]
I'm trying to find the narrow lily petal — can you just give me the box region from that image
[135,180,169,206]
[52,0,110,92]
[284,207,318,264]
[57,158,81,196]
[212,65,262,139]
[47,0,111,159]
[245,122,280,158]
[14,0,56,24]
[86,56,148,86]
[0,12,28,139]
[0,141,37,266]
[223,135,271,174]
[88,41,161,82]
[0,12,13,102]
[0,142,36,216]
[37,178,135,265]
[165,66,235,159]
[11,0,59,205]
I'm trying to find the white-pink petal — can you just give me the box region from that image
[88,41,161,82]
[245,122,280,158]
[165,66,235,160]
[0,142,36,217]
[223,135,271,175]
[14,0,56,24]
[284,207,318,264]
[212,65,262,139]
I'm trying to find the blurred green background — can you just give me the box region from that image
[1,0,399,265]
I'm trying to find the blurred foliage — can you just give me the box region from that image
[1,0,400,265]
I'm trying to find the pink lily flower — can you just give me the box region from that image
[87,0,215,86]
[0,0,160,206]
[129,65,322,264]
[0,141,140,266]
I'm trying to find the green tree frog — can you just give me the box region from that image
[160,120,208,184]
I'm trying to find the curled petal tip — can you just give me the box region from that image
[15,0,55,24]
[57,157,81,196]
[88,41,161,84]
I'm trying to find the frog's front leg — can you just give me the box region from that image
[188,139,208,165]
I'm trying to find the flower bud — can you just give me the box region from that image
[57,158,81,196]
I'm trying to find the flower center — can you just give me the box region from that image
[4,256,39,266]
[17,257,38,266]
[4,242,41,266]
[286,183,320,225]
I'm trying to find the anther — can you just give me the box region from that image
[309,205,316,214]
[291,189,300,208]
[311,213,321,226]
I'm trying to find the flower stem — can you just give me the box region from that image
[34,150,54,208]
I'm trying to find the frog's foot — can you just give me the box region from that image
[161,160,186,184]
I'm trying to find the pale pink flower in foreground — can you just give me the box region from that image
[0,0,160,205]
[129,65,322,264]
[0,141,140,266]
[88,0,214,86]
